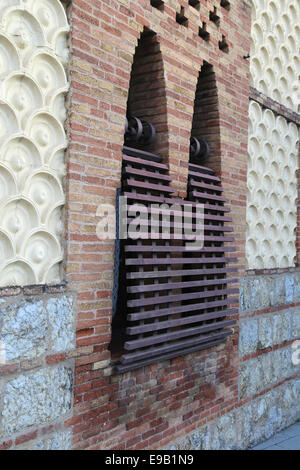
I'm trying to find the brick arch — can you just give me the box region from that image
[126,28,169,157]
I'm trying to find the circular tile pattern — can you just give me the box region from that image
[246,101,299,269]
[251,0,300,112]
[0,0,69,287]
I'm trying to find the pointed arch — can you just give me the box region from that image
[191,61,221,171]
[126,28,168,156]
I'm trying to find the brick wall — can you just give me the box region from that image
[65,0,251,450]
[1,0,252,450]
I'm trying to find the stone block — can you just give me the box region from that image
[47,296,76,353]
[239,318,258,357]
[239,346,298,399]
[0,365,73,438]
[273,313,283,346]
[257,316,273,350]
[240,273,300,313]
[291,310,300,339]
[33,430,72,450]
[0,300,47,361]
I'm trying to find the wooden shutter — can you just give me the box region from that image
[115,146,237,373]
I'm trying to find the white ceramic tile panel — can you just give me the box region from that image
[251,0,300,113]
[0,0,69,287]
[247,101,299,270]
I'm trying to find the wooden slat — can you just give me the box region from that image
[126,179,175,194]
[124,166,171,182]
[127,287,239,308]
[190,179,223,193]
[126,267,238,280]
[125,318,236,350]
[126,217,233,233]
[123,146,163,163]
[203,203,230,213]
[127,308,237,335]
[128,301,238,322]
[120,330,232,364]
[188,170,221,182]
[128,301,238,323]
[122,208,233,223]
[116,338,227,373]
[190,190,226,202]
[124,192,231,212]
[126,256,237,266]
[125,245,236,253]
[189,162,215,174]
[127,277,238,294]
[124,234,235,242]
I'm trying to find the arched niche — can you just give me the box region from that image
[126,28,168,157]
[191,62,221,171]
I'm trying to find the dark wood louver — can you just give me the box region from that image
[115,144,237,373]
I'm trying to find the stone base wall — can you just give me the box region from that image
[166,272,300,450]
[1,273,300,450]
[1,273,300,451]
[0,292,76,450]
[239,272,300,401]
[167,378,300,450]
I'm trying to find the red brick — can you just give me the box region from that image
[15,431,38,446]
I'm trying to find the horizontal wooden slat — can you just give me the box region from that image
[190,179,223,193]
[126,267,238,280]
[124,192,231,213]
[126,179,175,194]
[116,338,226,373]
[127,287,239,308]
[123,233,235,242]
[125,217,233,233]
[127,277,238,294]
[203,203,230,213]
[189,162,215,174]
[123,146,163,163]
[125,318,236,350]
[191,190,226,202]
[121,330,232,364]
[188,170,221,182]
[123,207,233,223]
[127,308,238,335]
[125,245,235,253]
[128,300,238,322]
[126,256,237,266]
[124,166,171,181]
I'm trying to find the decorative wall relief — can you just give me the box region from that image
[246,101,299,270]
[251,0,300,112]
[0,0,69,287]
